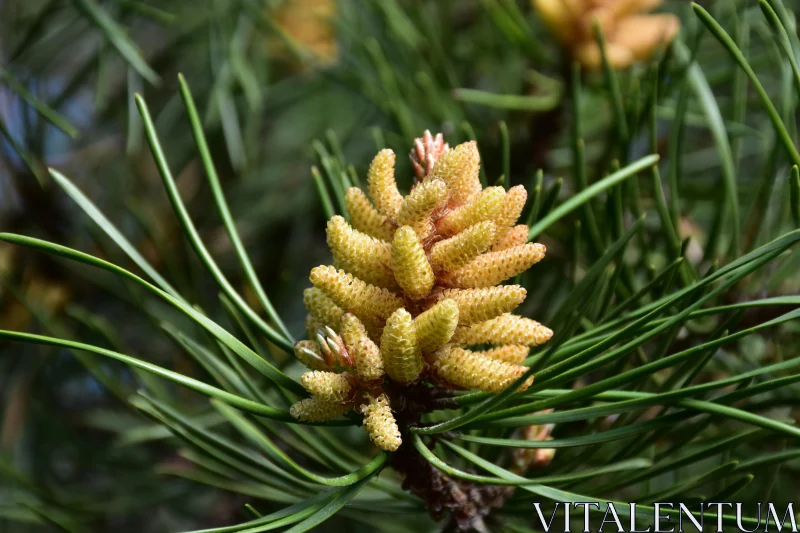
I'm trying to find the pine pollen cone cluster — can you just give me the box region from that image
[532,0,680,70]
[289,131,554,452]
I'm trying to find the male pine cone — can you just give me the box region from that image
[290,131,553,452]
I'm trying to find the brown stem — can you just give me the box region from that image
[384,381,506,533]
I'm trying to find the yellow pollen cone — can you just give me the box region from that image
[367,149,403,218]
[290,396,351,422]
[360,393,402,451]
[449,243,546,288]
[431,345,533,393]
[437,186,505,236]
[300,371,353,402]
[451,314,554,346]
[476,345,530,364]
[493,224,529,251]
[310,266,403,324]
[345,187,395,241]
[397,179,448,239]
[441,286,527,325]
[381,308,423,384]
[429,140,482,204]
[391,226,435,301]
[304,287,344,329]
[327,216,396,289]
[493,185,527,243]
[340,313,384,381]
[430,221,496,272]
[414,299,459,353]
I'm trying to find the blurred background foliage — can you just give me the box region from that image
[1,0,800,532]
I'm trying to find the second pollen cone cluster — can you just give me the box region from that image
[533,0,680,70]
[291,131,553,451]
